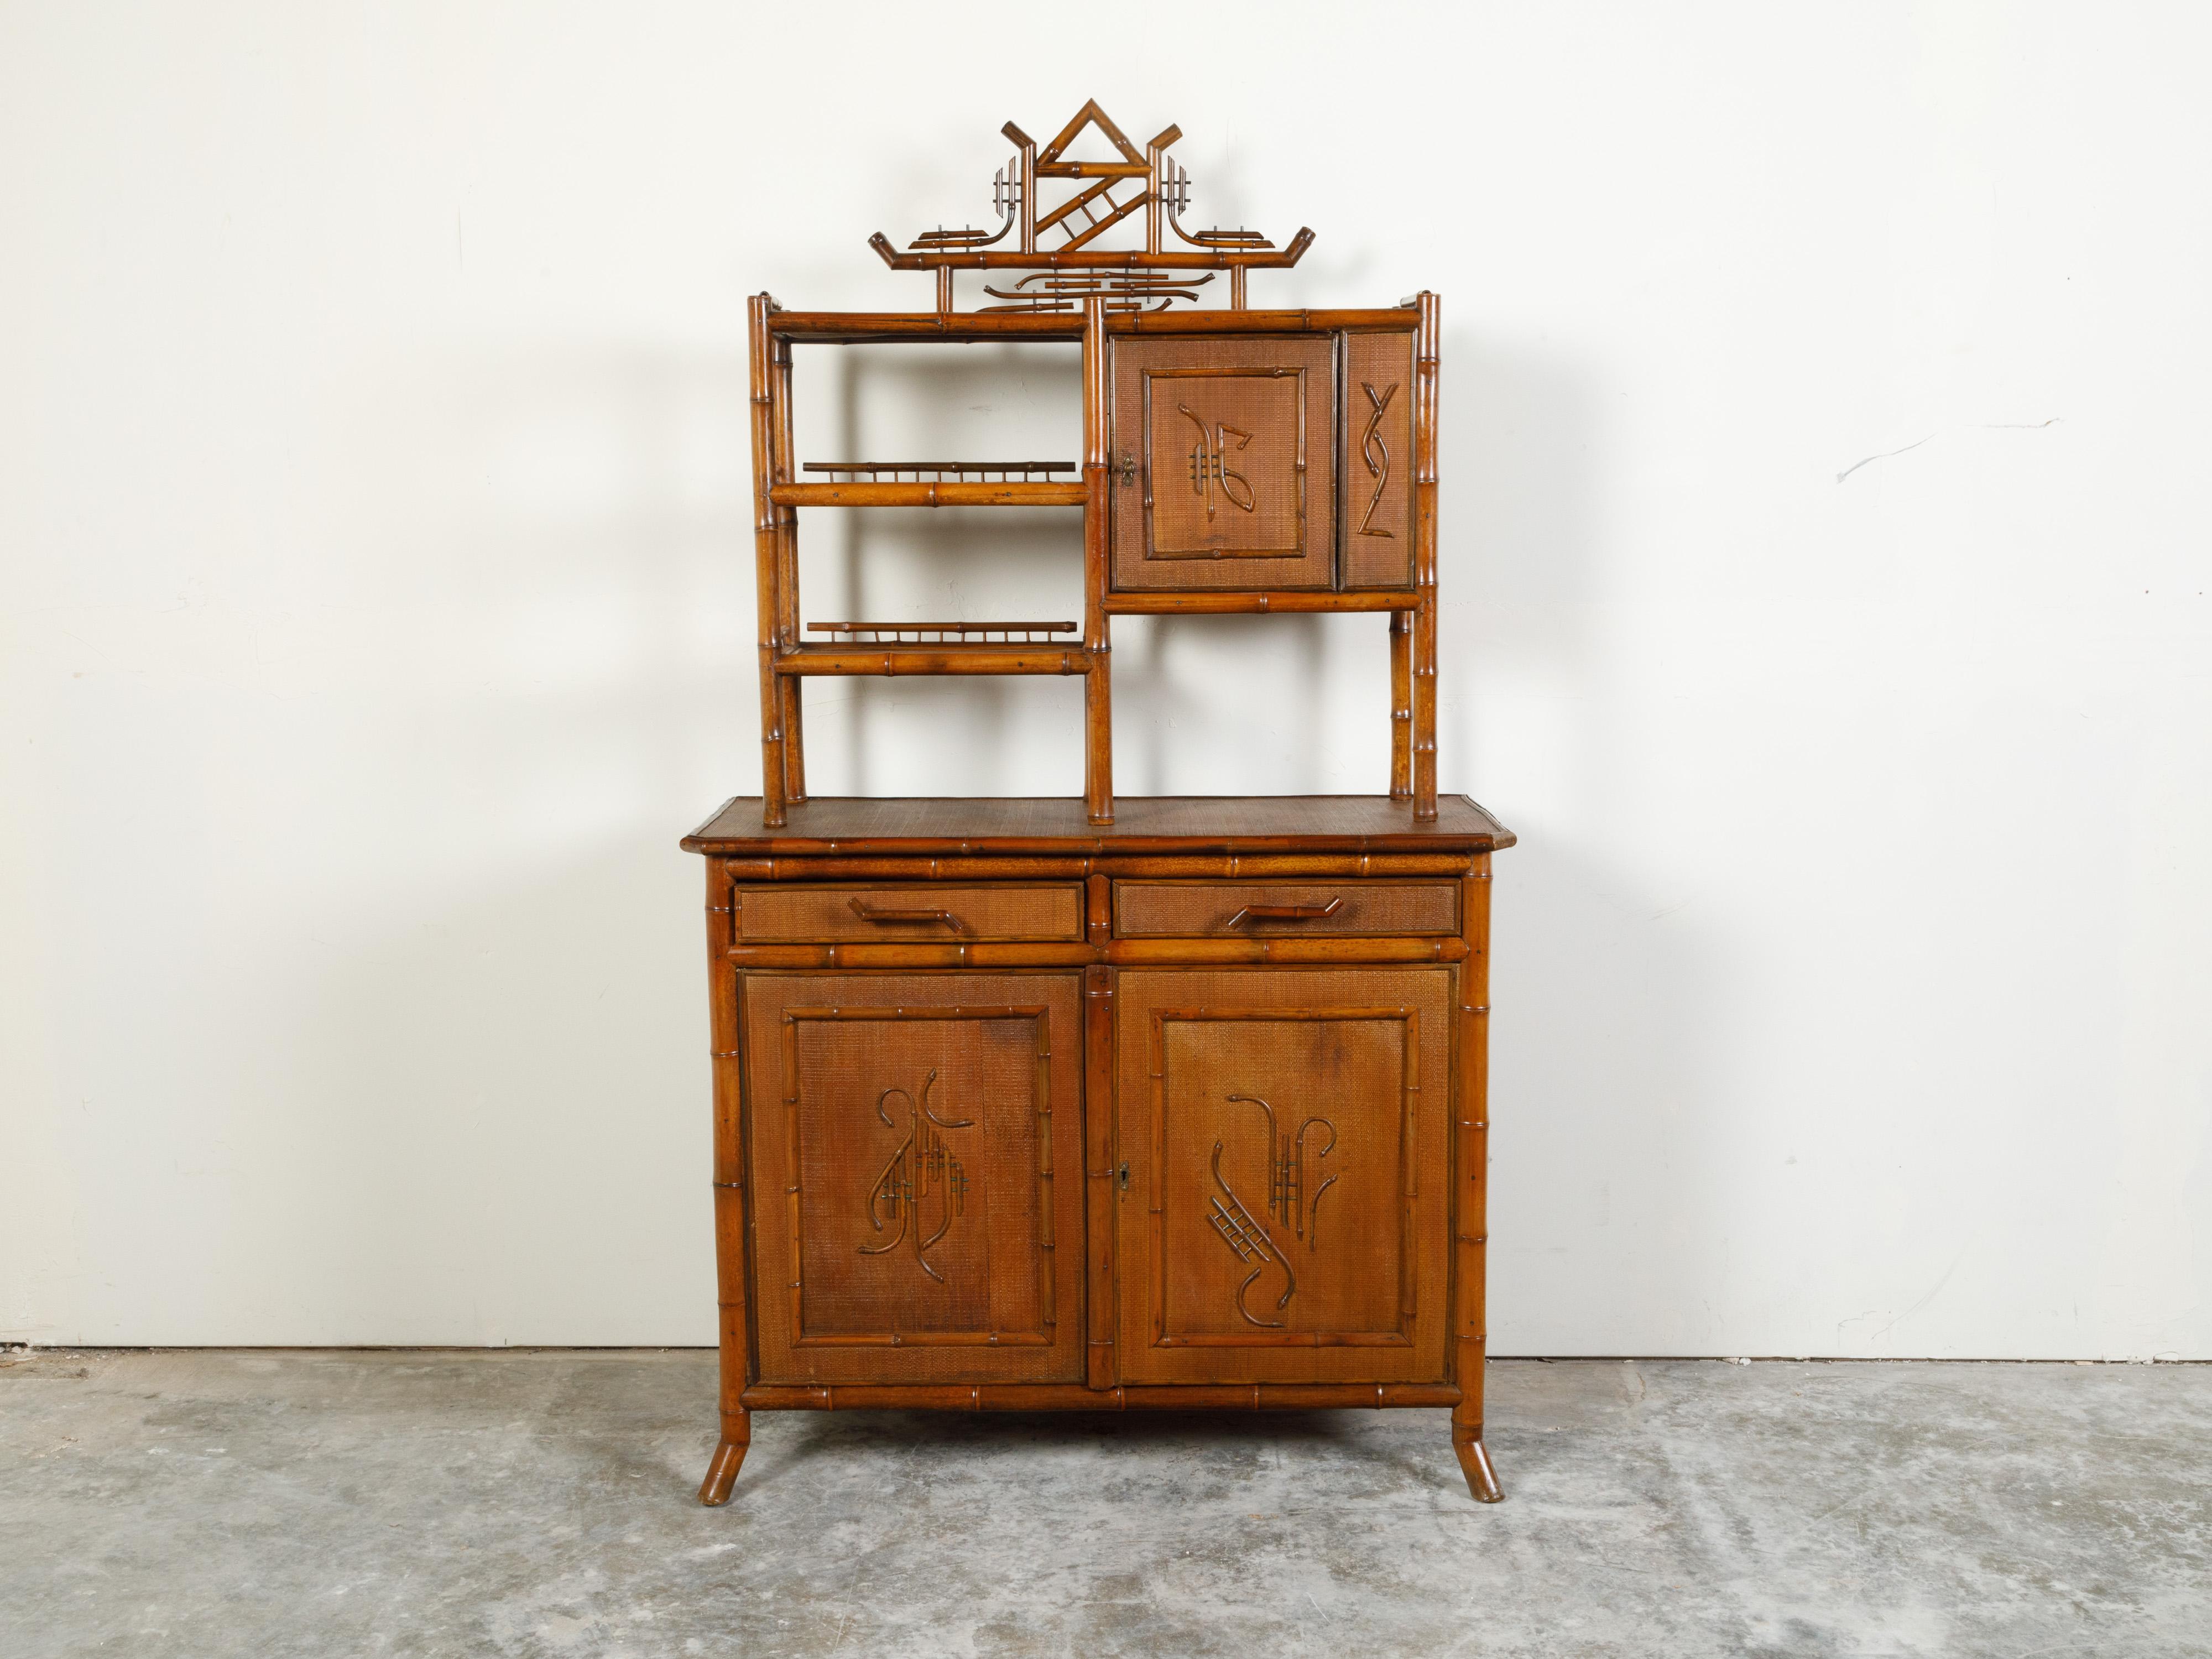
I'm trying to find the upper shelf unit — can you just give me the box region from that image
[745,101,1447,828]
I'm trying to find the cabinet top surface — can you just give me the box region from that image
[682,795,1514,855]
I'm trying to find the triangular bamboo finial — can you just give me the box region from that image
[1036,99,1146,173]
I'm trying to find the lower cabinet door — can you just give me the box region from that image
[1114,968,1453,1384]
[743,973,1086,1384]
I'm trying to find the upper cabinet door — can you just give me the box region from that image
[743,972,1086,1385]
[1113,967,1453,1385]
[1110,336,1337,591]
[1340,330,1417,589]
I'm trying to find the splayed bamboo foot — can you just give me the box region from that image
[1453,1429,1504,1503]
[697,1436,748,1506]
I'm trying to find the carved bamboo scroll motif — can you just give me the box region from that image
[1205,1092,1342,1328]
[859,1070,973,1284]
[1358,382,1399,538]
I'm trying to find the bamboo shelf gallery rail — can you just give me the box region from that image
[772,461,1089,508]
[806,622,1079,645]
[788,620,1088,676]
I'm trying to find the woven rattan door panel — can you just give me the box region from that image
[1340,330,1417,588]
[1109,335,1336,591]
[743,973,1084,1384]
[1113,968,1452,1385]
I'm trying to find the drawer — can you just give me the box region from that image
[1113,880,1459,938]
[735,884,1082,943]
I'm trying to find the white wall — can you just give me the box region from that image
[4,2,2207,1357]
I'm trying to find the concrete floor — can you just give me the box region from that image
[2,1352,2206,1658]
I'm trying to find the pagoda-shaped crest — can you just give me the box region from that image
[869,100,1314,314]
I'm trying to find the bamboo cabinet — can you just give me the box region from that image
[683,103,1513,1506]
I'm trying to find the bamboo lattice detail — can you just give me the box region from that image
[1206,1092,1341,1328]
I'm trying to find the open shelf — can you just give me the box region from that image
[744,283,1442,826]
[771,461,1087,509]
[778,645,1091,677]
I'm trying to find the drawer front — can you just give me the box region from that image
[737,884,1082,943]
[1114,881,1459,938]
[743,972,1086,1384]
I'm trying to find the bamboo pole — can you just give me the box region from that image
[714,937,1469,970]
[738,1382,1461,1411]
[867,239,1312,273]
[702,852,1473,882]
[758,307,1419,345]
[1143,125,1180,256]
[768,481,1088,508]
[748,294,786,828]
[1082,295,1114,824]
[776,646,1091,677]
[1084,961,1117,1389]
[1120,306,1413,335]
[1105,589,1417,614]
[1451,854,1502,1501]
[771,333,805,804]
[1412,291,1441,821]
[1005,122,1037,255]
[699,858,752,1504]
[1390,609,1413,799]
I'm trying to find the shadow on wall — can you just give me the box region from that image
[257,339,765,1340]
[806,343,1086,799]
[293,836,716,1343]
[788,323,1732,1352]
[263,324,1724,1347]
[1442,331,1730,1356]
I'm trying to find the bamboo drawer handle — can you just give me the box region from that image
[847,898,966,933]
[1224,898,1345,928]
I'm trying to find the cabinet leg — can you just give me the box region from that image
[697,1411,750,1506]
[1452,1424,1504,1503]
